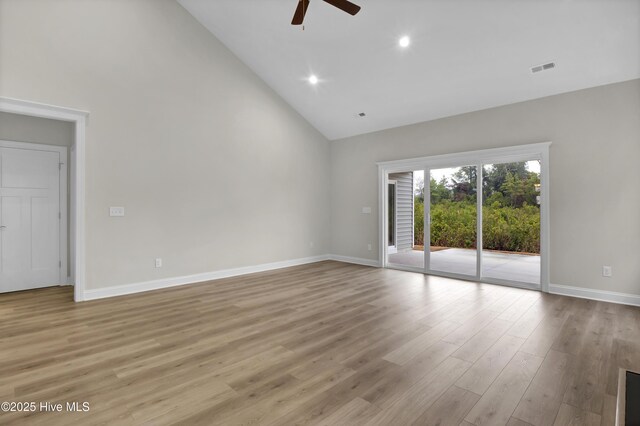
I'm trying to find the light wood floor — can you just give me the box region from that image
[1,261,639,425]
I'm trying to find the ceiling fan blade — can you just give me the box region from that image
[322,0,361,16]
[291,0,310,25]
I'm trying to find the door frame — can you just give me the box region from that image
[387,179,397,254]
[377,142,551,292]
[0,97,89,301]
[0,140,68,285]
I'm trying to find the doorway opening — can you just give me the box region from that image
[0,98,89,301]
[386,170,424,268]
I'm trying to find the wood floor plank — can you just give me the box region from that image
[0,261,637,425]
[412,385,481,426]
[365,357,471,425]
[599,394,617,426]
[552,403,601,426]
[464,351,544,426]
[362,340,459,408]
[507,418,535,426]
[382,320,460,366]
[562,312,615,415]
[512,349,575,425]
[315,397,380,426]
[519,312,569,358]
[451,317,513,363]
[455,334,525,395]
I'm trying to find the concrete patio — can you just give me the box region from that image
[388,248,540,284]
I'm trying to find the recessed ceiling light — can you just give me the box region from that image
[399,36,410,48]
[308,75,319,85]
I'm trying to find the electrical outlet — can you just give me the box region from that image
[310,241,314,248]
[602,266,612,277]
[367,244,372,251]
[109,207,125,217]
[155,258,162,268]
[362,207,371,214]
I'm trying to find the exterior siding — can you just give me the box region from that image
[389,172,414,251]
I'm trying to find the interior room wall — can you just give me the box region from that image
[0,111,74,146]
[0,0,331,291]
[1,1,638,300]
[331,79,640,296]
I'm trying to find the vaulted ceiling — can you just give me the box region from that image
[178,0,640,140]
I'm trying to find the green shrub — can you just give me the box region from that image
[482,203,540,253]
[414,199,424,246]
[414,200,540,254]
[429,201,477,249]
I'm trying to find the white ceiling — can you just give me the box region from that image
[178,0,640,140]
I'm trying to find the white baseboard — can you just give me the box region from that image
[82,255,330,301]
[328,254,381,268]
[549,283,640,307]
[79,255,640,308]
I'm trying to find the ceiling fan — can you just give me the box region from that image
[291,0,361,25]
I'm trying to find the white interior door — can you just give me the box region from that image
[0,146,62,292]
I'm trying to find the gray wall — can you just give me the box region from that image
[388,172,414,252]
[0,111,74,146]
[0,0,331,290]
[1,1,638,298]
[331,79,640,296]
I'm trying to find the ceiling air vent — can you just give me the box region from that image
[531,62,556,74]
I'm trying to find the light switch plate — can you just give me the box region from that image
[109,207,125,217]
[362,207,372,214]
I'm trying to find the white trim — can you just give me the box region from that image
[330,254,381,267]
[549,284,640,307]
[69,144,76,285]
[377,142,552,171]
[0,140,66,152]
[0,140,68,285]
[379,168,387,267]
[0,97,89,301]
[55,248,640,308]
[424,168,429,271]
[84,255,332,301]
[539,147,550,292]
[476,163,483,279]
[73,118,87,301]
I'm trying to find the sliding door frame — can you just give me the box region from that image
[378,142,551,292]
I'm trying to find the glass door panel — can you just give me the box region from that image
[385,170,424,269]
[428,166,478,276]
[481,161,541,285]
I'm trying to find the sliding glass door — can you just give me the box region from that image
[385,169,424,270]
[382,144,547,290]
[481,161,541,285]
[428,166,478,277]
